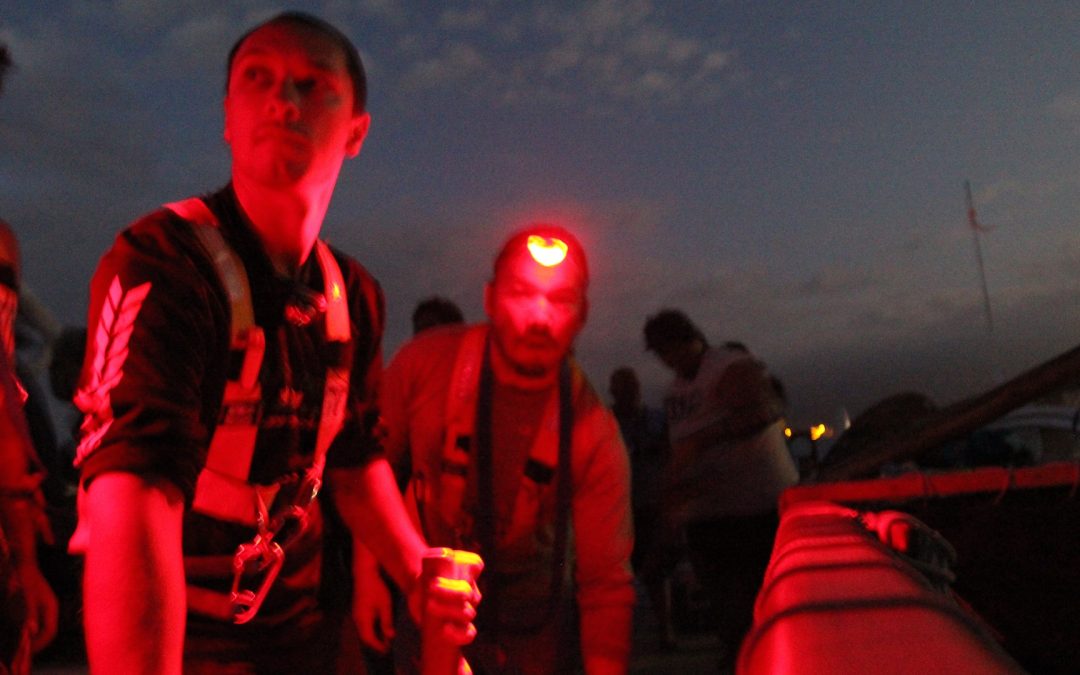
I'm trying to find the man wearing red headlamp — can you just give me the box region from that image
[357,226,634,674]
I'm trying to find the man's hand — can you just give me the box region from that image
[17,560,58,652]
[327,464,480,655]
[352,545,395,653]
[0,479,59,654]
[407,574,480,647]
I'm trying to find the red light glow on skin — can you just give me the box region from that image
[526,235,568,267]
[225,23,368,190]
[223,21,370,274]
[484,243,587,389]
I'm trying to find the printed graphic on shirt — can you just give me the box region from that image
[664,389,703,425]
[74,275,152,465]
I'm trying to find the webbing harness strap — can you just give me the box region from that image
[314,240,350,343]
[166,198,267,525]
[428,325,488,543]
[170,198,256,343]
[308,240,351,485]
[475,345,574,638]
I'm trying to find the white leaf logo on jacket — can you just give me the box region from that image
[74,275,151,465]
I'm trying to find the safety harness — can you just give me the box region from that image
[165,197,351,623]
[406,325,574,637]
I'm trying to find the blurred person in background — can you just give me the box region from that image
[609,366,677,652]
[0,42,61,672]
[411,295,465,336]
[644,309,797,668]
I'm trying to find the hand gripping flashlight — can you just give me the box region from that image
[421,547,484,675]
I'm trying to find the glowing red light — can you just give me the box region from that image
[526,235,568,267]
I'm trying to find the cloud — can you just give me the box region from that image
[388,1,739,112]
[532,1,738,107]
[0,18,154,184]
[157,14,237,79]
[115,0,197,31]
[349,0,409,24]
[400,41,487,92]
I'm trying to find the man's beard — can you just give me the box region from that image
[495,328,560,380]
[509,358,548,378]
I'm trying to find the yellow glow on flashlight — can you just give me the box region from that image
[434,577,474,594]
[527,235,569,267]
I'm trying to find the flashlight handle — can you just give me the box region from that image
[420,580,470,675]
[419,548,483,675]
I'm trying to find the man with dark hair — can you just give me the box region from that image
[411,295,465,335]
[642,309,797,666]
[642,309,706,352]
[71,13,476,674]
[225,11,368,114]
[357,225,634,674]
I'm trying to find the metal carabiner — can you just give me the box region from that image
[225,475,319,624]
[229,534,285,624]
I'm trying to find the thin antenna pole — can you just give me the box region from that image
[965,180,994,336]
[965,179,1002,384]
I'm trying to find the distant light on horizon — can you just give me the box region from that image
[785,423,831,442]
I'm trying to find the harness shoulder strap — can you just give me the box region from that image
[166,198,255,345]
[420,325,574,549]
[307,240,351,482]
[406,325,487,545]
[166,198,269,524]
[445,326,489,438]
[313,240,349,343]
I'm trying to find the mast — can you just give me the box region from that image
[964,180,994,336]
[964,180,1001,383]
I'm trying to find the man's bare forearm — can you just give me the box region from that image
[327,459,426,591]
[83,473,186,675]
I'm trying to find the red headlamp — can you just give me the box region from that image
[526,235,569,267]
